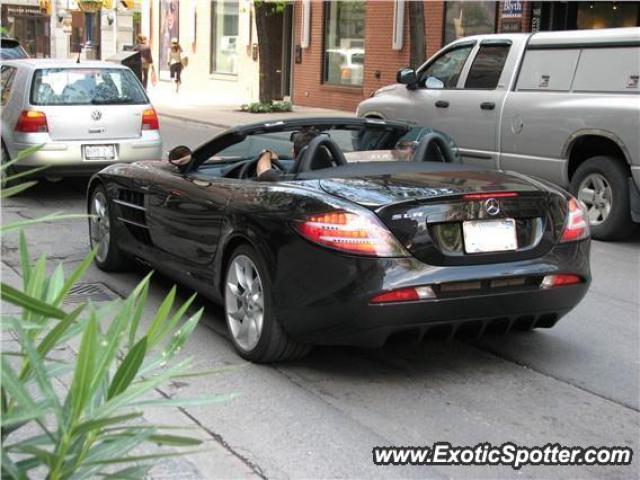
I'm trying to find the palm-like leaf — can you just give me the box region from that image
[2,204,236,478]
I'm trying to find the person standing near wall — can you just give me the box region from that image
[134,34,154,90]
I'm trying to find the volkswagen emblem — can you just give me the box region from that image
[91,110,102,121]
[484,198,501,216]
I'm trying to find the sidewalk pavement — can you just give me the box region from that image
[147,79,352,129]
[0,253,257,480]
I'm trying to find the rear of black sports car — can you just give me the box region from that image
[266,167,590,347]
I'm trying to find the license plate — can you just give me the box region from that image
[463,219,517,254]
[83,145,116,161]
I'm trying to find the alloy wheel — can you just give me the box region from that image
[225,255,265,351]
[89,191,111,263]
[577,173,613,225]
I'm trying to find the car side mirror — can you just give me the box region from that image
[396,67,418,86]
[168,145,193,169]
[425,76,445,90]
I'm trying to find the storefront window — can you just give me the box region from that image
[211,1,239,74]
[444,1,497,44]
[159,0,179,75]
[577,2,639,29]
[532,1,639,32]
[1,5,51,58]
[323,1,365,86]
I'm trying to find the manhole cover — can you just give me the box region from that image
[64,283,120,304]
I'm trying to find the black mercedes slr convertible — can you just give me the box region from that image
[87,117,590,362]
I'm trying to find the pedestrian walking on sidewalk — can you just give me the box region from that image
[134,34,155,90]
[167,38,184,93]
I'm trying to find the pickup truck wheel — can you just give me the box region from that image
[570,156,635,241]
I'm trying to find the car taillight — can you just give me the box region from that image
[295,211,408,257]
[15,110,48,133]
[560,197,589,243]
[541,274,583,288]
[141,108,159,130]
[370,286,436,304]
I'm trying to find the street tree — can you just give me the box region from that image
[409,1,426,69]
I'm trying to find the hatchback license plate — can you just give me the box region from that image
[83,145,115,161]
[463,219,517,254]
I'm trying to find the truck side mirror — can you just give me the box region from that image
[396,67,418,86]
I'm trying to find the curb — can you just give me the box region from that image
[157,109,354,130]
[157,112,233,130]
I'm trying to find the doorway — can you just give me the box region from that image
[255,1,294,101]
[70,10,101,58]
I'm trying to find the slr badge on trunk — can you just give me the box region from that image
[484,198,501,216]
[91,110,102,121]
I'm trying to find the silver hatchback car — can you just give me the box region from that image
[1,59,162,180]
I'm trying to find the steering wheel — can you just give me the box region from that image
[238,154,287,179]
[292,136,347,176]
[411,131,459,163]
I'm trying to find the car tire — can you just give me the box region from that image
[570,156,635,241]
[224,244,310,363]
[88,185,129,271]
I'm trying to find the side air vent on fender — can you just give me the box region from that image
[114,189,152,245]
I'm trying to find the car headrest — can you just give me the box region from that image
[411,131,458,163]
[292,136,347,176]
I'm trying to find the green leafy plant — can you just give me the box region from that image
[1,144,46,195]
[1,146,94,235]
[240,100,293,113]
[1,153,235,479]
[253,0,287,15]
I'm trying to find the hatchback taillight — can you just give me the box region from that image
[560,197,589,243]
[15,110,48,133]
[141,108,159,130]
[294,210,408,257]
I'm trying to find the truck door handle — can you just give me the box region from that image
[480,102,495,110]
[435,100,449,108]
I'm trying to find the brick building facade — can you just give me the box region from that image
[290,1,637,111]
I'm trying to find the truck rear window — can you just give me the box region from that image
[30,68,149,106]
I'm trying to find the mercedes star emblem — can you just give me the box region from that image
[484,198,501,216]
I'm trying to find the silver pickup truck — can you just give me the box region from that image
[357,28,640,240]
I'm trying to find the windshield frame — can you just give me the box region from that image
[189,118,411,172]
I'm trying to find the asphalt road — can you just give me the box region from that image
[1,116,638,479]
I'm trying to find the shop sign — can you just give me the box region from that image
[501,19,523,33]
[531,3,543,33]
[3,5,42,16]
[502,0,523,18]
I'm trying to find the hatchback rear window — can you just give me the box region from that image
[30,68,148,105]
